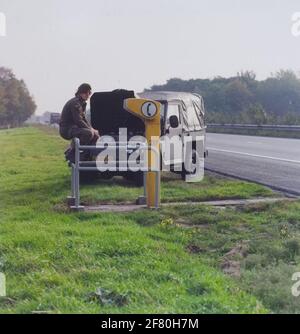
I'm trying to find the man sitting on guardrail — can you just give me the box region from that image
[59,83,99,162]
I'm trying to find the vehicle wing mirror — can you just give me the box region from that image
[169,115,179,128]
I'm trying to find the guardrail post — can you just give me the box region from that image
[67,165,76,207]
[143,172,147,198]
[70,138,84,212]
[136,171,147,205]
[155,171,160,209]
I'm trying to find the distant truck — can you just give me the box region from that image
[88,89,207,185]
[50,113,61,125]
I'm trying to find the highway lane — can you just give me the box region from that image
[205,133,300,195]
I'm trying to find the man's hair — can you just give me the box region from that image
[75,83,92,96]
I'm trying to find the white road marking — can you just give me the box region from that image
[208,147,300,164]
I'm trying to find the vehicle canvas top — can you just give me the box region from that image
[138,91,205,131]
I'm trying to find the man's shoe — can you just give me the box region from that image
[65,148,75,163]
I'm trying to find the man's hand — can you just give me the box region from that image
[92,128,100,138]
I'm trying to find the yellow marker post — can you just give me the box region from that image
[124,98,161,208]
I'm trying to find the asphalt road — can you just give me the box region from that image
[205,133,300,195]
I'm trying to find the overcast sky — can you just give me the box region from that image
[0,0,300,114]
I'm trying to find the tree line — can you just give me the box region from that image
[147,70,300,125]
[0,67,36,128]
[1,67,300,128]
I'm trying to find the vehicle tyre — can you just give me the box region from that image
[123,171,144,187]
[181,147,200,180]
[79,170,99,184]
[98,172,114,180]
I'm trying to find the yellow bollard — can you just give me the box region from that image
[124,98,161,209]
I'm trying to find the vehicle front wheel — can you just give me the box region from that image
[123,172,144,187]
[181,148,200,180]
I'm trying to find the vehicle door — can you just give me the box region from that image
[161,102,184,168]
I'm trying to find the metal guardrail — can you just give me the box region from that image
[68,138,160,211]
[207,124,300,132]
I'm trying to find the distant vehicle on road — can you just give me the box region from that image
[50,113,61,125]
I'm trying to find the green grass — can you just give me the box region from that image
[169,202,300,314]
[81,173,274,206]
[0,126,297,314]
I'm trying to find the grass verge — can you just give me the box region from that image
[1,126,298,313]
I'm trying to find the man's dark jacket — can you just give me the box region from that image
[59,96,91,138]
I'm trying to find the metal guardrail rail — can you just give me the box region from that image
[68,138,160,211]
[207,124,300,132]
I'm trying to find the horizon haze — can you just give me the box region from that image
[0,0,300,114]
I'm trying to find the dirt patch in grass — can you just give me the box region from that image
[0,297,17,307]
[186,244,206,254]
[220,243,249,278]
